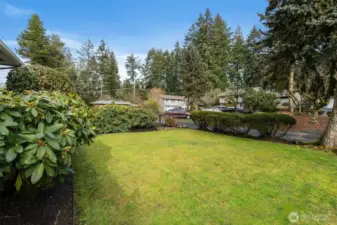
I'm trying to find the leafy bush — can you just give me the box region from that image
[6,64,75,93]
[190,111,216,129]
[243,89,279,112]
[191,110,296,138]
[0,91,95,191]
[165,116,176,127]
[129,107,157,129]
[246,113,296,137]
[93,105,156,133]
[206,113,250,134]
[143,99,160,115]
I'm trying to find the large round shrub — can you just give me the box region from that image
[6,64,75,93]
[93,105,156,133]
[0,90,95,191]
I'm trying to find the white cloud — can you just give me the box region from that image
[2,3,34,18]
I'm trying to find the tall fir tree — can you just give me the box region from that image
[96,40,120,97]
[77,40,99,102]
[17,14,50,66]
[229,26,249,90]
[17,14,69,69]
[169,41,183,95]
[125,53,141,99]
[210,14,231,89]
[245,26,264,87]
[141,49,166,89]
[182,44,209,108]
[261,0,337,147]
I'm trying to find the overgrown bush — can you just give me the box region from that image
[165,116,176,127]
[246,113,297,137]
[6,64,74,93]
[93,105,156,133]
[243,89,279,112]
[143,99,160,115]
[206,113,250,134]
[191,110,296,138]
[190,111,216,129]
[0,91,95,191]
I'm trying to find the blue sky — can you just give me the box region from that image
[0,0,268,81]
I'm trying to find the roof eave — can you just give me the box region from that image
[0,40,24,67]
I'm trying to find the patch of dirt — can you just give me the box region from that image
[290,115,328,132]
[0,178,73,225]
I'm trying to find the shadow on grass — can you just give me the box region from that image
[73,140,139,225]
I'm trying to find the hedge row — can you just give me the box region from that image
[92,105,156,133]
[190,111,296,138]
[0,91,95,191]
[6,64,75,93]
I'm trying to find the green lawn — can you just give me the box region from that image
[73,129,337,225]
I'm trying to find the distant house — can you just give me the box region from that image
[218,88,300,111]
[158,95,187,112]
[91,98,136,107]
[218,88,248,110]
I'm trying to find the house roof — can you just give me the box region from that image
[91,98,136,106]
[160,95,186,100]
[0,40,23,67]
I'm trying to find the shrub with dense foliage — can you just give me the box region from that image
[243,89,279,112]
[0,91,95,191]
[6,64,74,93]
[191,111,296,138]
[245,113,296,137]
[165,116,176,127]
[143,99,160,115]
[93,105,156,133]
[206,112,250,134]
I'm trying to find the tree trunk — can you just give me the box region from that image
[322,89,337,147]
[289,65,295,114]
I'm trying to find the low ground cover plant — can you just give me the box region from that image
[0,90,95,191]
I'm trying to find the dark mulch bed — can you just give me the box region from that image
[0,178,73,225]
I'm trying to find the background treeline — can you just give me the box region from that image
[7,9,265,104]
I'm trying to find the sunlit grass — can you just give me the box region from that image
[74,129,337,225]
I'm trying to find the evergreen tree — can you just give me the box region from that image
[182,44,209,108]
[184,24,197,46]
[210,14,231,89]
[141,49,166,89]
[17,14,69,69]
[228,26,249,109]
[77,40,99,101]
[125,53,140,81]
[96,40,120,97]
[229,26,249,90]
[167,42,183,95]
[261,0,337,147]
[194,9,214,81]
[125,53,141,99]
[105,51,120,96]
[245,26,264,87]
[17,14,50,66]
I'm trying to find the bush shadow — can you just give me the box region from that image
[73,140,139,225]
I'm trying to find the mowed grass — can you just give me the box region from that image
[73,129,337,225]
